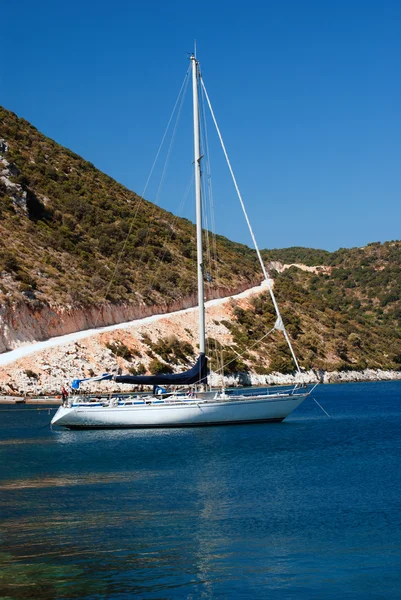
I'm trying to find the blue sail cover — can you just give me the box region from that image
[114,353,208,386]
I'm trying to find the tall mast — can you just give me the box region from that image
[191,54,206,355]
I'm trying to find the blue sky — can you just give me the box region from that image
[1,0,400,251]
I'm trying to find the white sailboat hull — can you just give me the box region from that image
[51,392,308,429]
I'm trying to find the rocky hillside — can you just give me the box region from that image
[0,106,260,350]
[1,279,400,396]
[1,106,400,383]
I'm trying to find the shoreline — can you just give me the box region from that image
[0,396,61,405]
[1,371,400,404]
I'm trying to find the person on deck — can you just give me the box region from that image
[61,386,69,405]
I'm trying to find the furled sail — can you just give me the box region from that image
[114,353,208,386]
[70,355,208,389]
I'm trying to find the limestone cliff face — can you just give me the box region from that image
[0,281,256,353]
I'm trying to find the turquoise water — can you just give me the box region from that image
[1,381,400,599]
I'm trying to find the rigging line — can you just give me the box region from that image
[93,67,190,327]
[213,326,276,375]
[199,82,219,292]
[312,397,331,417]
[133,67,191,268]
[200,162,212,276]
[199,81,222,374]
[142,66,190,200]
[200,199,216,364]
[196,76,216,362]
[146,173,194,289]
[200,81,218,273]
[198,156,214,358]
[200,76,301,373]
[155,70,190,205]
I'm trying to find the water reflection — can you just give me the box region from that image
[0,437,54,446]
[0,471,146,490]
[54,424,194,444]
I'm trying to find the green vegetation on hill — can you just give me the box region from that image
[0,106,259,307]
[220,240,401,372]
[262,246,332,266]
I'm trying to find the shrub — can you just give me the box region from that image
[148,359,173,374]
[106,342,133,361]
[128,363,146,375]
[268,355,294,374]
[25,369,39,379]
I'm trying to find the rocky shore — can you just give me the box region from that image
[212,368,401,388]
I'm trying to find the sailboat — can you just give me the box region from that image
[51,54,312,429]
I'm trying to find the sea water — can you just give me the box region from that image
[0,381,400,599]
